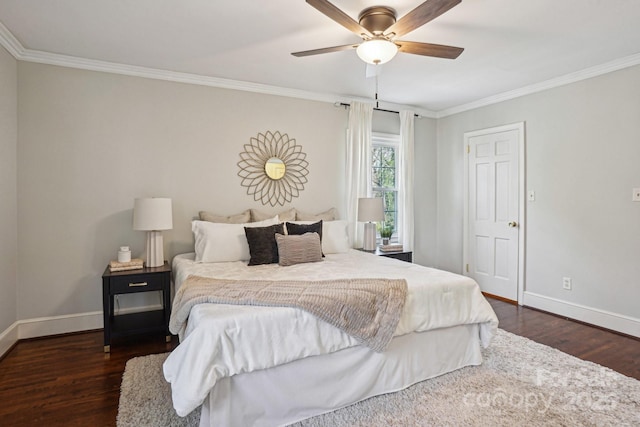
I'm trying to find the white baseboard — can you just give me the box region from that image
[4,295,635,359]
[16,311,104,340]
[0,321,19,358]
[0,304,164,358]
[523,291,640,338]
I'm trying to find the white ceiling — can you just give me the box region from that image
[1,0,640,115]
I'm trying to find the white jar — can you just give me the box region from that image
[118,246,131,262]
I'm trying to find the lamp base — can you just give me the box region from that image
[145,231,165,268]
[363,222,377,251]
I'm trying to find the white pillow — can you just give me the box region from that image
[322,220,350,254]
[193,216,279,263]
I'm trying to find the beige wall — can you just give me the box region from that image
[9,61,439,326]
[413,117,438,267]
[0,45,17,333]
[14,53,638,336]
[437,64,640,321]
[372,110,439,267]
[17,62,351,319]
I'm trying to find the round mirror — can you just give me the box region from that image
[265,157,286,180]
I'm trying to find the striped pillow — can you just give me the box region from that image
[275,232,323,267]
[286,220,324,257]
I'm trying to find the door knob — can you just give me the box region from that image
[508,221,518,228]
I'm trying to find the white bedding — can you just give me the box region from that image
[164,250,498,417]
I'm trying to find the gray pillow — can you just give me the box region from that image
[244,223,285,266]
[275,232,323,267]
[199,210,250,223]
[251,208,296,222]
[295,207,337,221]
[286,220,324,257]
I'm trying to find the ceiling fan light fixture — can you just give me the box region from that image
[356,39,398,65]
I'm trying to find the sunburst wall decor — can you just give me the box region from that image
[237,131,309,207]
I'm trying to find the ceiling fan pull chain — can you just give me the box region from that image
[375,72,379,108]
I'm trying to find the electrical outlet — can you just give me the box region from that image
[562,277,572,290]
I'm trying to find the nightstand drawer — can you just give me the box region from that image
[357,247,413,264]
[102,261,172,352]
[381,251,412,263]
[109,273,165,294]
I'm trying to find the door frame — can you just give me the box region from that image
[462,122,526,304]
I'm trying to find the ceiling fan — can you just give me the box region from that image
[292,0,464,65]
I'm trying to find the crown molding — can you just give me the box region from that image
[21,48,438,118]
[0,21,434,118]
[436,52,640,118]
[2,19,637,120]
[0,20,24,58]
[23,48,349,103]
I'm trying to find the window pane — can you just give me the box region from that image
[372,190,397,233]
[371,137,400,242]
[372,146,396,188]
[383,191,395,212]
[385,191,397,232]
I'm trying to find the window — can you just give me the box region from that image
[371,133,400,240]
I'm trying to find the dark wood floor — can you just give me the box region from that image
[488,299,640,380]
[0,298,638,426]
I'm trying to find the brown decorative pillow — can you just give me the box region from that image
[199,210,250,224]
[275,233,323,267]
[295,208,337,221]
[244,223,285,266]
[286,220,324,256]
[251,208,297,222]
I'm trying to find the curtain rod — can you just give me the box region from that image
[335,102,421,118]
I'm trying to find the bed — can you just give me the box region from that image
[162,215,498,427]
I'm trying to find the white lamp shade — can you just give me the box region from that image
[133,198,173,231]
[357,197,384,222]
[356,39,398,65]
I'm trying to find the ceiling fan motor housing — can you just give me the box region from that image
[358,6,396,35]
[292,0,463,61]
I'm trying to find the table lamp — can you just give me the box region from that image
[133,197,173,267]
[358,197,384,251]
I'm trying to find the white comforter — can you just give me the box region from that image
[163,250,498,417]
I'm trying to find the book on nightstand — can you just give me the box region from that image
[378,244,404,252]
[109,259,144,272]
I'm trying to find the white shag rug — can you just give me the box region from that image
[117,329,640,426]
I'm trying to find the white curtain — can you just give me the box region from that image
[345,102,373,248]
[398,110,415,251]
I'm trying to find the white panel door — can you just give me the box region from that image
[467,129,520,301]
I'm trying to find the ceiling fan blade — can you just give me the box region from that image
[396,40,463,59]
[385,0,461,38]
[306,0,373,38]
[291,44,359,57]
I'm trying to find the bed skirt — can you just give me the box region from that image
[199,323,482,427]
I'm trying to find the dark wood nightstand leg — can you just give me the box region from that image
[163,274,172,339]
[102,277,111,352]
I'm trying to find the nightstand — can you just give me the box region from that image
[102,262,172,352]
[359,247,413,263]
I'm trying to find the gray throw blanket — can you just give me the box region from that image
[170,275,408,352]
